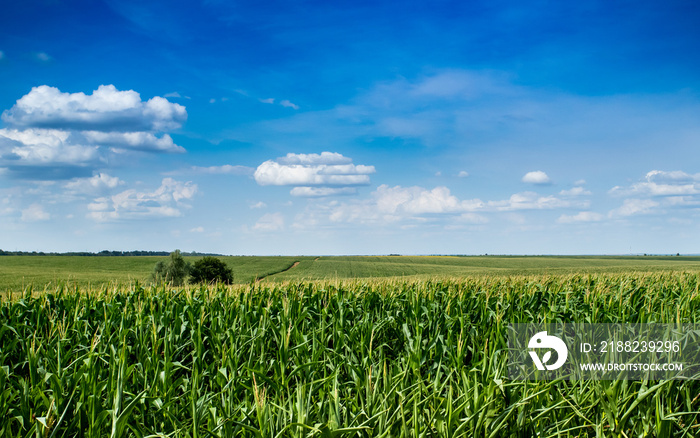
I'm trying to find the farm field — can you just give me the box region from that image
[0,256,310,292]
[1,273,699,436]
[1,254,700,291]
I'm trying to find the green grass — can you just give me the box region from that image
[1,273,699,436]
[0,256,313,291]
[2,255,700,291]
[266,255,700,282]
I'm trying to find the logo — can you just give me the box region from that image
[528,331,568,371]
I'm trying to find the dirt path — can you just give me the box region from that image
[255,261,300,282]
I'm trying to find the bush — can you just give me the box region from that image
[152,250,191,286]
[189,256,234,284]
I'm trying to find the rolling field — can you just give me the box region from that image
[1,255,700,291]
[2,256,700,436]
[267,255,700,282]
[1,273,699,436]
[0,256,310,292]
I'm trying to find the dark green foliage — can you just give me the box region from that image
[151,249,191,286]
[189,256,234,284]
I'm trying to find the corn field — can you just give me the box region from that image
[1,273,699,437]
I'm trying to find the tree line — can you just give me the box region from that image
[0,250,224,257]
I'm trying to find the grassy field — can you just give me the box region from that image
[1,254,700,291]
[0,256,311,291]
[1,273,699,436]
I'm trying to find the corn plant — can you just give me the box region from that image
[0,273,699,436]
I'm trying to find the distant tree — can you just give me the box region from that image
[152,250,191,286]
[189,256,234,285]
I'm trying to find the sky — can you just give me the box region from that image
[1,0,699,255]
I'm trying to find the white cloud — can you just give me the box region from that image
[87,178,197,221]
[259,98,275,104]
[609,170,700,197]
[253,212,284,231]
[557,211,603,223]
[250,201,267,209]
[324,184,586,226]
[64,173,124,194]
[190,226,204,233]
[664,196,700,207]
[609,199,659,217]
[574,179,586,186]
[290,187,357,197]
[0,85,188,179]
[164,92,181,98]
[80,131,184,153]
[255,152,374,191]
[374,185,482,215]
[280,100,299,110]
[458,171,469,178]
[277,152,352,165]
[522,171,551,185]
[0,128,98,166]
[560,186,591,196]
[645,170,700,183]
[21,203,50,222]
[485,191,582,211]
[186,164,254,175]
[2,85,186,132]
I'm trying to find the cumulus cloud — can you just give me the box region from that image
[485,191,583,211]
[323,184,589,226]
[646,170,700,183]
[458,171,469,178]
[373,185,482,215]
[253,212,284,231]
[64,173,124,195]
[277,152,352,165]
[255,152,374,197]
[255,161,373,186]
[557,211,603,223]
[2,85,186,132]
[0,85,188,179]
[79,131,184,153]
[87,177,197,221]
[522,170,551,185]
[607,170,700,219]
[0,128,98,166]
[609,199,659,217]
[610,170,700,197]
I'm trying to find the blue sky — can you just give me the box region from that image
[1,0,699,255]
